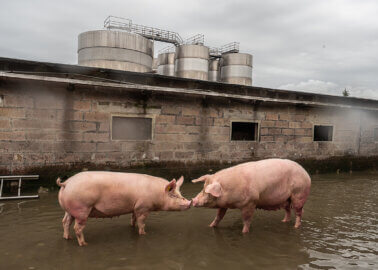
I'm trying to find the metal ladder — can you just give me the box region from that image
[0,175,39,200]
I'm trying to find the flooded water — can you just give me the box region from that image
[0,171,377,269]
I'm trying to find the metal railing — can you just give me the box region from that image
[0,175,39,200]
[209,42,240,57]
[184,34,204,45]
[159,45,176,54]
[104,16,183,46]
[104,16,132,31]
[220,42,240,54]
[103,16,241,56]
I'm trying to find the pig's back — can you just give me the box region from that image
[251,159,310,189]
[59,171,167,210]
[249,159,311,206]
[63,172,152,190]
[215,159,310,207]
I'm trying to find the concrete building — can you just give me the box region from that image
[0,57,377,175]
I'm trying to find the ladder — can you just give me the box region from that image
[0,175,39,200]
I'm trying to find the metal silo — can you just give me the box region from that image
[208,58,220,82]
[157,52,175,76]
[220,53,253,86]
[152,58,158,73]
[78,30,154,72]
[175,44,209,80]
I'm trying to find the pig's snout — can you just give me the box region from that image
[181,199,192,210]
[192,198,199,207]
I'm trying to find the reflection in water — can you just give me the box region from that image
[0,171,377,269]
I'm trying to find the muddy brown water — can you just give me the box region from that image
[0,171,377,270]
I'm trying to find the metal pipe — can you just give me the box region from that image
[0,179,3,197]
[18,178,22,197]
[0,195,39,201]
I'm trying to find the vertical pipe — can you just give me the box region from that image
[0,179,3,197]
[18,178,22,197]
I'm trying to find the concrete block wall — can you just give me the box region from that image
[0,79,377,173]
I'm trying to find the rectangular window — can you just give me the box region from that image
[112,116,152,140]
[314,125,333,141]
[374,128,378,142]
[231,122,258,141]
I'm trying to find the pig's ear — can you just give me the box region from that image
[192,174,210,183]
[165,179,176,192]
[176,176,184,188]
[205,182,222,197]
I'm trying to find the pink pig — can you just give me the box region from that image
[192,159,311,233]
[57,171,191,246]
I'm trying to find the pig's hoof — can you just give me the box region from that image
[79,241,88,246]
[242,229,250,234]
[63,235,72,240]
[138,230,146,235]
[281,219,290,223]
[294,224,301,229]
[209,222,217,228]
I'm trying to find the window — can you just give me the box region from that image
[112,116,152,140]
[313,125,333,141]
[374,128,378,142]
[231,122,258,141]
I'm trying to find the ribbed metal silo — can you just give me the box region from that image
[220,53,253,86]
[78,30,154,72]
[208,58,220,82]
[157,52,175,76]
[152,58,158,73]
[175,44,209,80]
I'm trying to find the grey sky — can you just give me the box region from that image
[0,0,377,99]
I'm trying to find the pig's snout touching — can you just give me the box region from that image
[191,196,207,207]
[181,199,192,210]
[192,197,198,207]
[164,176,192,211]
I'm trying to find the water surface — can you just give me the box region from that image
[0,171,377,269]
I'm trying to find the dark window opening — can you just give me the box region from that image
[112,116,152,140]
[374,128,378,142]
[231,122,258,141]
[314,125,333,141]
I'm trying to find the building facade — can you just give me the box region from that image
[0,58,377,174]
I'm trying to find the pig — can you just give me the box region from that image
[191,159,311,233]
[57,171,191,246]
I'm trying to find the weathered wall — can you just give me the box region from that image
[0,79,377,174]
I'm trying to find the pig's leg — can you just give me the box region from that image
[241,205,255,234]
[282,203,291,223]
[62,212,74,239]
[74,219,88,246]
[130,212,136,227]
[209,208,227,227]
[292,194,306,228]
[72,207,91,246]
[135,212,149,235]
[294,208,303,228]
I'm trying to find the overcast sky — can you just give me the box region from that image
[0,0,377,99]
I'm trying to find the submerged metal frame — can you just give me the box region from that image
[0,175,39,200]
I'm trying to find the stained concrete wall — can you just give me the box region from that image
[0,77,377,174]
